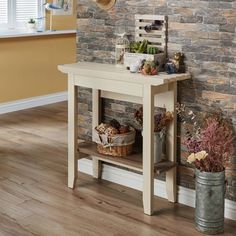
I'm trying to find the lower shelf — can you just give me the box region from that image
[78,142,177,175]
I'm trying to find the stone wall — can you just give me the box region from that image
[76,0,236,201]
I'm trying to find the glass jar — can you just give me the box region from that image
[115,33,130,67]
[36,17,45,32]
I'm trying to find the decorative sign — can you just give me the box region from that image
[53,0,73,15]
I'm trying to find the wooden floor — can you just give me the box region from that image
[0,102,235,236]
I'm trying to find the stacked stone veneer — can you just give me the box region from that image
[77,0,236,201]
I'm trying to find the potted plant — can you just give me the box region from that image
[124,39,166,72]
[134,107,173,163]
[27,18,36,32]
[177,104,235,234]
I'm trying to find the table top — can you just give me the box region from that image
[58,62,191,86]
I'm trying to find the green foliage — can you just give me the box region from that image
[147,46,159,54]
[130,40,148,53]
[130,40,159,55]
[28,18,36,24]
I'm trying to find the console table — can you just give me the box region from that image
[58,62,190,215]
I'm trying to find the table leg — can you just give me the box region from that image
[142,85,154,215]
[165,82,177,202]
[92,89,102,179]
[68,76,78,189]
[92,158,102,179]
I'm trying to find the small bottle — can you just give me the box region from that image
[115,33,130,67]
[36,17,45,32]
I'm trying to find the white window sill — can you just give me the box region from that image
[0,29,76,39]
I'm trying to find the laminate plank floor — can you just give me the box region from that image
[0,102,235,236]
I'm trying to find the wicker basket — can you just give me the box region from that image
[94,128,136,157]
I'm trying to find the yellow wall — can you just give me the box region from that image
[0,0,77,103]
[46,0,77,30]
[0,34,76,103]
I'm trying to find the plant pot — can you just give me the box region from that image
[195,169,225,235]
[124,52,166,72]
[27,23,36,32]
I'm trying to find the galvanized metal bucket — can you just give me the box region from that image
[195,169,225,235]
[154,131,166,163]
[141,131,166,163]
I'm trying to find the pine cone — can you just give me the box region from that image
[109,119,121,130]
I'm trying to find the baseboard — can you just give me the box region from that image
[0,92,68,114]
[78,159,236,220]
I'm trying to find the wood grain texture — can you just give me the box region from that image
[78,141,143,172]
[78,142,176,176]
[164,82,177,202]
[68,75,78,188]
[58,62,190,87]
[0,102,235,236]
[135,14,167,52]
[60,62,190,215]
[142,84,155,215]
[92,89,102,179]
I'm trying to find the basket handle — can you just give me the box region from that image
[98,134,103,143]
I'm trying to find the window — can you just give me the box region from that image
[0,0,44,30]
[0,0,8,25]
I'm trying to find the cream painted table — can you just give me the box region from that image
[58,62,190,215]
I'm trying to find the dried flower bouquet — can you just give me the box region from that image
[177,104,235,172]
[134,107,173,133]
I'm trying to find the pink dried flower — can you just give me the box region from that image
[181,109,235,172]
[197,117,235,172]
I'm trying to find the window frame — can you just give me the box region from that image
[1,0,45,30]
